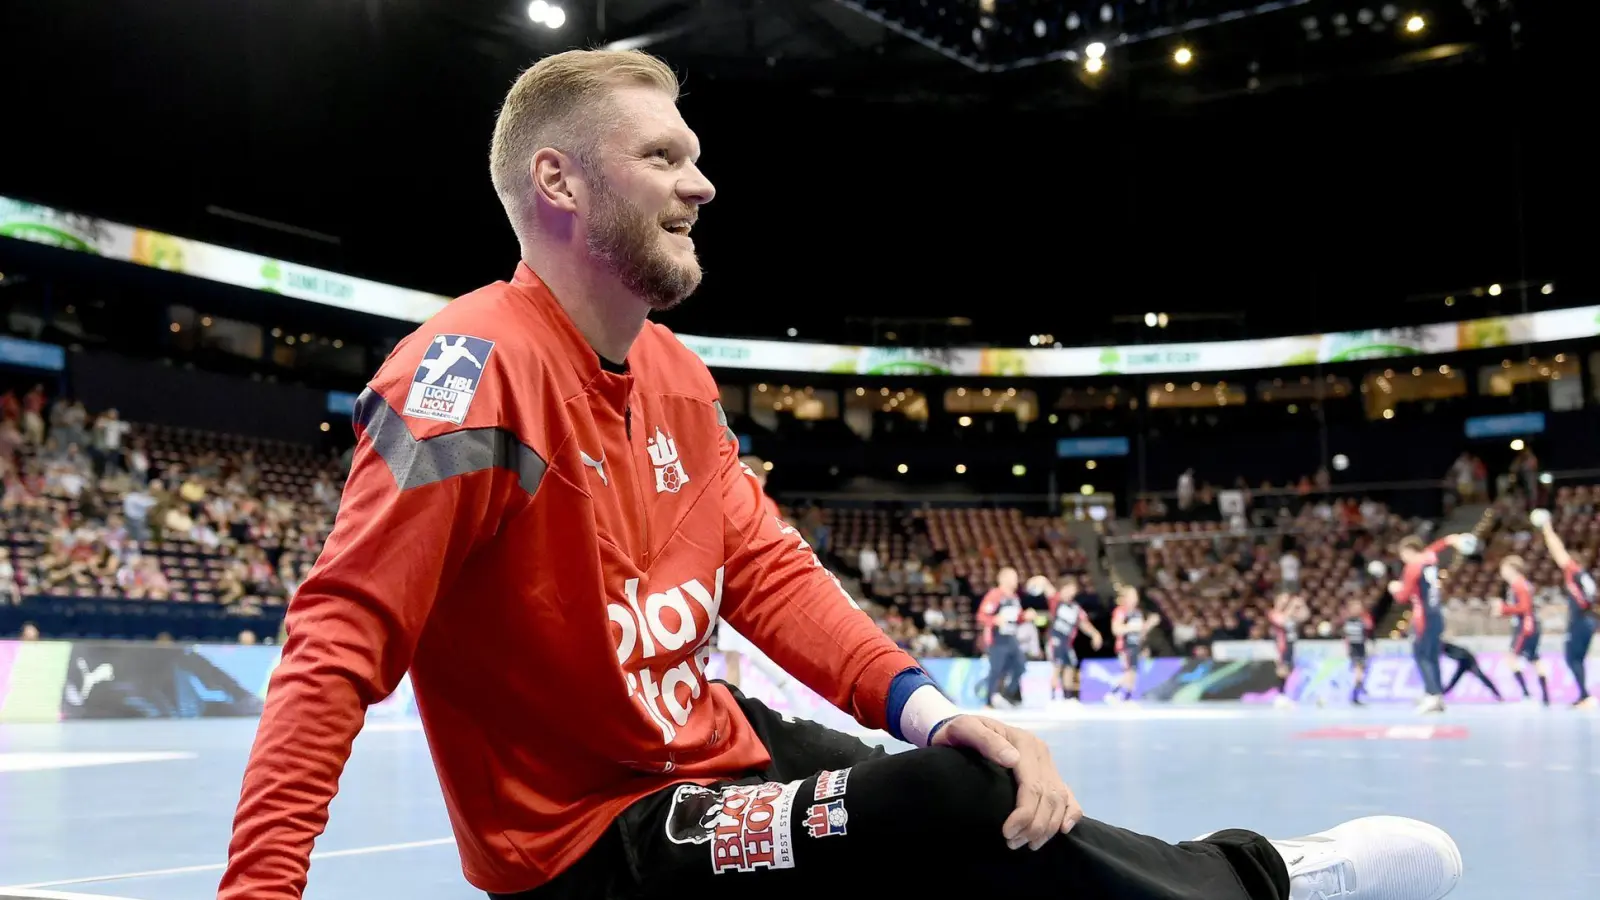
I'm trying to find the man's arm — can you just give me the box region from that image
[1392,561,1425,604]
[217,361,525,899]
[1508,580,1534,619]
[976,590,999,629]
[1079,617,1104,648]
[1539,521,1575,571]
[715,404,955,744]
[1110,608,1130,637]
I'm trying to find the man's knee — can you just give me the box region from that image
[865,746,1016,838]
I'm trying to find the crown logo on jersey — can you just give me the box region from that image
[648,426,690,494]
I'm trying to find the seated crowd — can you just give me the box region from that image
[1132,490,1422,656]
[3,392,1096,660]
[22,388,1580,661]
[818,504,1094,658]
[1136,470,1600,655]
[1,389,343,642]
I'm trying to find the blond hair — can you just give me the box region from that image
[489,49,680,231]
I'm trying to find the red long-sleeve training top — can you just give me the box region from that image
[217,263,918,897]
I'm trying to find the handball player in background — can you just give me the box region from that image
[1047,578,1102,703]
[216,48,1463,900]
[1439,640,1502,701]
[1494,554,1548,705]
[1342,598,1374,706]
[977,567,1027,708]
[1390,533,1474,713]
[1018,575,1053,663]
[1531,508,1598,708]
[1268,592,1308,708]
[1108,584,1157,703]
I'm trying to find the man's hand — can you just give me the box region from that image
[1091,634,1103,650]
[931,715,1083,850]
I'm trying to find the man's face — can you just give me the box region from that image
[998,569,1018,592]
[582,85,715,311]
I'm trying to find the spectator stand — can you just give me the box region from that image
[2,396,345,643]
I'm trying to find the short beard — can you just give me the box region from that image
[585,173,702,311]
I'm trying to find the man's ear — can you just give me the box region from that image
[530,147,581,213]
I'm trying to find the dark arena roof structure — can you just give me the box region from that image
[0,0,1588,348]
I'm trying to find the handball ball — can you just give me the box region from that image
[1367,560,1387,578]
[1530,508,1552,529]
[1457,534,1479,555]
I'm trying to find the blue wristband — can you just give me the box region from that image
[886,667,944,743]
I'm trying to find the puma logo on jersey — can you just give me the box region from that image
[579,449,607,486]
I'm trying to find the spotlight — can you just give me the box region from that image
[1173,46,1193,66]
[1085,56,1104,74]
[527,0,565,28]
[1404,13,1425,33]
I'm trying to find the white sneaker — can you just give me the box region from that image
[1415,696,1445,714]
[1269,816,1462,900]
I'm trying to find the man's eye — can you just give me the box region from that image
[651,148,671,160]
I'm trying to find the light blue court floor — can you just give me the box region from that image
[1,703,1597,900]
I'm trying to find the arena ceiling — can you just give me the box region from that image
[3,0,1589,347]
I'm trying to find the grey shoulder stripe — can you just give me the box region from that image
[712,399,737,443]
[355,388,547,496]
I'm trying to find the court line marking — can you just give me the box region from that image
[1202,744,1598,778]
[0,838,456,891]
[0,752,197,774]
[1,883,150,890]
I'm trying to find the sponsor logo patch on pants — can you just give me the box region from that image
[813,767,851,800]
[804,799,849,838]
[662,780,802,874]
